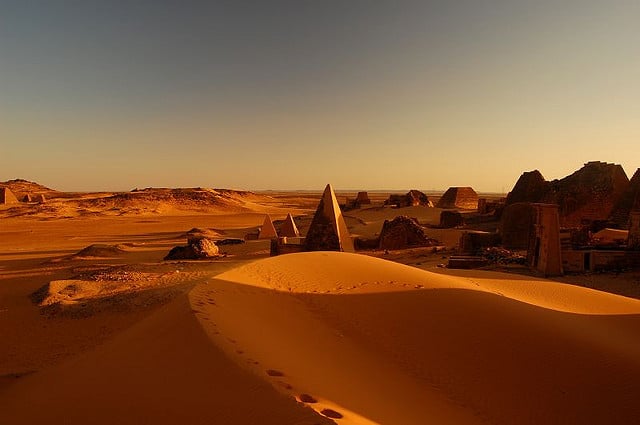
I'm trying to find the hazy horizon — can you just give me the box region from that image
[2,1,639,192]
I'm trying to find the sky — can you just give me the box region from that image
[1,0,639,192]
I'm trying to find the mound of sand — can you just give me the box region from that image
[191,252,640,425]
[71,244,128,259]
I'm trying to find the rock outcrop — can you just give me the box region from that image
[378,216,438,250]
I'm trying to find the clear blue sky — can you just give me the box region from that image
[2,0,639,192]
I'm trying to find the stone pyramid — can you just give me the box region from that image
[279,213,300,237]
[0,187,19,204]
[258,214,278,239]
[436,187,478,209]
[304,184,354,252]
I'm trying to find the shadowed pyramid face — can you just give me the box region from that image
[280,213,300,238]
[304,184,354,252]
[258,214,278,239]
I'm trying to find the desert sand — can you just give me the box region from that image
[2,184,640,424]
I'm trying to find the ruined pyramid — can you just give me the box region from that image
[0,187,19,204]
[279,213,300,238]
[258,214,278,239]
[304,184,354,252]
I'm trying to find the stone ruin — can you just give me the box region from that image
[278,213,300,238]
[436,187,478,209]
[22,194,32,202]
[258,214,278,239]
[499,202,537,249]
[439,210,464,228]
[344,191,372,210]
[378,216,438,250]
[384,190,433,208]
[164,237,220,260]
[34,194,46,203]
[505,162,629,228]
[304,184,354,252]
[609,168,640,229]
[0,187,19,204]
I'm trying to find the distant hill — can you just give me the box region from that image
[0,179,61,198]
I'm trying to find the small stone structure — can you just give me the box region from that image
[22,194,32,202]
[440,210,464,228]
[385,190,433,208]
[258,214,278,239]
[0,187,19,204]
[355,191,371,205]
[499,202,537,249]
[34,194,46,203]
[527,204,563,276]
[436,187,478,209]
[378,216,437,250]
[304,184,354,252]
[279,213,300,237]
[164,237,219,260]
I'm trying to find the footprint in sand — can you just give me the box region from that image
[321,409,343,419]
[277,381,293,390]
[298,393,318,404]
[266,369,284,377]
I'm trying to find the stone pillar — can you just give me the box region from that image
[628,211,640,250]
[527,204,563,276]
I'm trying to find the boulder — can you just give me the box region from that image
[164,237,219,260]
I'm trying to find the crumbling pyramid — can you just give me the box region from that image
[305,184,354,252]
[279,213,300,237]
[505,162,630,227]
[258,214,278,239]
[0,187,19,204]
[436,187,478,209]
[385,190,433,208]
[505,170,547,205]
[609,168,640,228]
[355,191,371,205]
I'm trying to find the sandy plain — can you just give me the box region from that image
[1,186,640,425]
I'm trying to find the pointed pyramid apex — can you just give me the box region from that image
[258,214,278,239]
[305,184,354,252]
[280,213,300,237]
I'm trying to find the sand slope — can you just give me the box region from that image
[192,252,640,425]
[0,292,333,425]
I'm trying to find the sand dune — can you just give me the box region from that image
[192,252,640,425]
[0,293,333,425]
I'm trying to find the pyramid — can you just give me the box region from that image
[279,213,300,237]
[304,184,354,252]
[0,187,19,204]
[436,187,478,209]
[609,168,640,228]
[258,214,278,239]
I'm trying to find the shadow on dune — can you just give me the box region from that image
[293,287,640,425]
[204,275,640,425]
